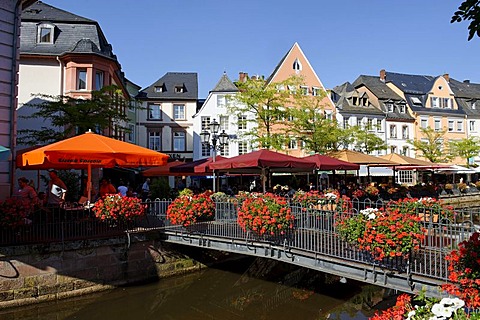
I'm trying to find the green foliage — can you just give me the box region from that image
[349,126,387,154]
[449,136,480,167]
[229,75,304,150]
[451,0,480,41]
[408,127,453,163]
[18,85,130,145]
[150,177,171,199]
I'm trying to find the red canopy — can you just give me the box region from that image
[142,160,185,177]
[303,154,360,170]
[209,149,316,172]
[171,156,226,174]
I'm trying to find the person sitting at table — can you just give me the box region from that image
[117,179,128,197]
[98,178,116,198]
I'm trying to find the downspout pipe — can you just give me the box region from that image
[9,0,22,197]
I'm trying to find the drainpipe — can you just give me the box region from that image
[56,56,64,96]
[9,0,22,197]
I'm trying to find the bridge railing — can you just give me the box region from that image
[143,197,480,281]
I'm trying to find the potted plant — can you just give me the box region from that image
[457,182,468,193]
[237,192,294,238]
[166,190,215,228]
[364,184,379,199]
[336,206,425,264]
[92,194,146,224]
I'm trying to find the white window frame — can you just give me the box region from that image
[217,95,226,108]
[148,132,161,151]
[312,87,320,96]
[173,131,186,151]
[37,23,54,44]
[201,116,211,131]
[201,143,210,157]
[238,141,248,155]
[420,118,428,129]
[431,97,439,108]
[469,120,476,132]
[220,115,229,131]
[390,124,397,138]
[238,115,247,130]
[173,104,185,120]
[397,170,414,185]
[300,86,308,95]
[434,118,441,131]
[386,103,394,113]
[402,125,409,139]
[288,138,297,150]
[448,120,454,132]
[456,120,464,132]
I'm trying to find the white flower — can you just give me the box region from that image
[325,192,337,200]
[439,297,465,311]
[360,208,378,218]
[431,303,453,318]
[406,310,416,320]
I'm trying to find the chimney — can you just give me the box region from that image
[238,72,249,83]
[380,69,386,82]
[443,73,450,82]
[464,79,470,84]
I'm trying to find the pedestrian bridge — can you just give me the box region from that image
[141,200,480,298]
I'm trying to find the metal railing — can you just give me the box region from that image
[2,197,479,283]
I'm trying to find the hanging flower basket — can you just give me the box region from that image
[166,191,215,227]
[237,192,294,238]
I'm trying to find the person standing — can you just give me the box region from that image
[15,177,38,209]
[141,178,151,200]
[117,179,128,197]
[47,169,67,207]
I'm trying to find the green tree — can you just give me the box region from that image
[408,127,452,163]
[18,85,130,145]
[451,0,480,40]
[287,92,342,154]
[449,137,480,166]
[229,75,303,150]
[350,126,387,154]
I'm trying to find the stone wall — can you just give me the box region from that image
[0,232,225,309]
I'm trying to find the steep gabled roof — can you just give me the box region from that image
[211,72,238,93]
[265,42,327,90]
[137,72,198,100]
[22,1,94,23]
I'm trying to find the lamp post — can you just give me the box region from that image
[200,119,229,192]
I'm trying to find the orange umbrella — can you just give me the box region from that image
[18,131,169,203]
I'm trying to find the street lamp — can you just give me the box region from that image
[200,119,229,192]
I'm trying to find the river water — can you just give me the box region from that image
[1,258,392,320]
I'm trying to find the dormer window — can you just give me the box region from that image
[37,23,54,44]
[362,98,368,107]
[292,59,302,73]
[473,101,477,109]
[312,87,319,96]
[154,86,163,93]
[386,103,394,112]
[399,105,406,113]
[174,86,184,93]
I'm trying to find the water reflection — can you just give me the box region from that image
[2,258,387,320]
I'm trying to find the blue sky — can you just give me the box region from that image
[45,0,480,98]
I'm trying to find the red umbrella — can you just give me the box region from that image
[303,154,360,170]
[209,149,316,192]
[209,149,316,171]
[142,160,185,177]
[171,156,226,174]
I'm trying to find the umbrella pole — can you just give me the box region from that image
[87,164,92,204]
[261,168,266,193]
